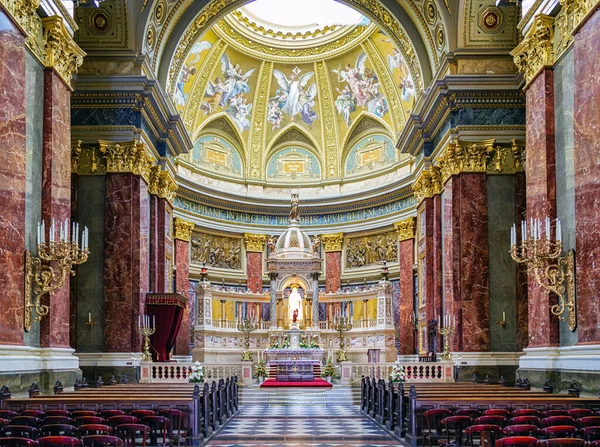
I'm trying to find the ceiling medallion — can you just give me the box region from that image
[90,10,110,33]
[424,0,436,25]
[146,26,155,48]
[435,25,444,49]
[479,7,503,33]
[154,1,165,24]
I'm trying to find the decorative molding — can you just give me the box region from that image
[42,16,86,88]
[511,14,555,88]
[0,0,44,60]
[247,60,273,179]
[315,60,340,179]
[321,233,344,252]
[244,233,266,252]
[554,0,600,60]
[173,218,195,242]
[394,217,416,241]
[412,165,443,204]
[98,140,157,184]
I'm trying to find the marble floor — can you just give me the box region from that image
[205,389,402,447]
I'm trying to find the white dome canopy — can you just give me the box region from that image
[275,222,312,254]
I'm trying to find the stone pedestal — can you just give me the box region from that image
[241,360,253,385]
[339,360,352,385]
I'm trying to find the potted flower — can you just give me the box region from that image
[255,360,267,383]
[389,360,406,383]
[189,361,205,383]
[300,336,309,348]
[321,360,335,383]
[268,336,279,349]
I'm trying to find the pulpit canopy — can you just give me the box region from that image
[146,293,187,362]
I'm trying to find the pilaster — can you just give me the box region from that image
[395,218,416,355]
[321,233,343,293]
[174,218,194,356]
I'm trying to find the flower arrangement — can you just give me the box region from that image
[300,335,309,348]
[321,360,335,378]
[389,361,406,382]
[281,335,290,348]
[255,360,267,379]
[189,361,205,383]
[268,336,280,349]
[310,336,320,348]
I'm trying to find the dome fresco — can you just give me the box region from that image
[173,2,415,190]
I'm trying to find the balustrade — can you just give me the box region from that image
[141,362,243,383]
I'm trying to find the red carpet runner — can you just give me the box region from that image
[260,378,332,388]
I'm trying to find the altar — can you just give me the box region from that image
[264,346,325,382]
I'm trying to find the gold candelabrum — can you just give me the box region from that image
[237,317,258,362]
[24,219,89,332]
[439,325,455,361]
[138,314,156,362]
[333,316,353,362]
[510,217,577,331]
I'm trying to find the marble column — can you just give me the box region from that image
[39,69,72,349]
[321,233,344,293]
[173,218,194,356]
[442,173,490,352]
[515,173,529,350]
[311,272,319,327]
[573,9,600,344]
[149,196,173,293]
[244,234,266,294]
[103,172,150,352]
[525,69,559,348]
[0,11,26,345]
[269,272,278,327]
[395,217,416,356]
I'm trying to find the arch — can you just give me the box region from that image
[146,0,439,95]
[191,127,246,178]
[279,275,311,292]
[266,146,323,182]
[340,110,393,157]
[266,122,322,162]
[194,112,246,154]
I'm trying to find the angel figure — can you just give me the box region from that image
[272,67,318,123]
[201,76,228,116]
[220,54,256,105]
[334,85,356,127]
[311,235,321,254]
[174,41,212,108]
[226,93,253,133]
[387,47,415,102]
[332,53,375,108]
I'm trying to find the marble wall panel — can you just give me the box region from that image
[487,176,517,352]
[432,195,443,351]
[0,12,26,346]
[525,70,559,348]
[149,195,160,292]
[554,48,578,346]
[442,179,459,350]
[246,252,263,293]
[325,251,342,293]
[573,10,600,343]
[398,238,415,355]
[23,51,44,347]
[515,173,529,351]
[175,238,191,356]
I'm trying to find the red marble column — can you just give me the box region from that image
[244,234,266,294]
[104,173,150,352]
[398,234,415,356]
[432,195,443,351]
[443,174,490,352]
[39,70,72,349]
[174,236,191,356]
[149,196,172,293]
[525,69,559,348]
[325,252,342,293]
[0,12,26,346]
[515,173,529,351]
[417,198,435,353]
[573,9,600,344]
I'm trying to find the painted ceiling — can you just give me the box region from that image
[173,1,415,187]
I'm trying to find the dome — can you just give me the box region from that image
[275,222,312,254]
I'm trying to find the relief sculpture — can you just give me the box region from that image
[346,230,397,268]
[191,232,242,269]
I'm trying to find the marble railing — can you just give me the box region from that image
[140,362,243,383]
[351,361,453,383]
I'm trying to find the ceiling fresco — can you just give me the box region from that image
[174,3,415,188]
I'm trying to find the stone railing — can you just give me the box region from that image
[140,362,243,384]
[351,361,454,383]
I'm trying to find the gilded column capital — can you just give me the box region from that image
[173,218,195,242]
[511,14,555,87]
[149,167,178,204]
[41,16,85,89]
[98,140,156,184]
[394,217,416,242]
[412,166,443,204]
[321,233,344,252]
[244,233,267,252]
[0,0,43,58]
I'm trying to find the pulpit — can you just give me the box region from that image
[146,293,187,362]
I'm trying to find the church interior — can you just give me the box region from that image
[1,0,600,445]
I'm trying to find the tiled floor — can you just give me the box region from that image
[205,399,402,447]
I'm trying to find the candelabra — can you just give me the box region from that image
[332,316,353,362]
[237,317,258,361]
[438,325,454,361]
[510,217,576,331]
[138,314,156,362]
[24,219,89,332]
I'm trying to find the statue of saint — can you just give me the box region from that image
[289,193,299,221]
[292,309,299,323]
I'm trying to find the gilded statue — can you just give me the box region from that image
[289,193,299,221]
[311,234,321,254]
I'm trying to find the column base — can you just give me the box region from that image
[453,351,523,382]
[76,352,141,383]
[517,345,600,394]
[0,345,81,394]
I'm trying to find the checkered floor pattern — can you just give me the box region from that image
[205,404,401,447]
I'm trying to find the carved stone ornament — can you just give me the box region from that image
[510,14,555,87]
[149,167,178,203]
[243,233,267,253]
[321,233,344,252]
[173,218,195,242]
[346,231,398,269]
[412,165,443,204]
[191,232,242,269]
[98,140,157,183]
[394,217,416,242]
[42,16,86,88]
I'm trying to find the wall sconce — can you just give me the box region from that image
[86,312,97,329]
[510,217,576,331]
[24,220,89,332]
[496,311,507,329]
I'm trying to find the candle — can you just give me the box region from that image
[503,311,506,322]
[153,315,155,328]
[88,312,92,323]
[41,220,45,244]
[556,220,562,243]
